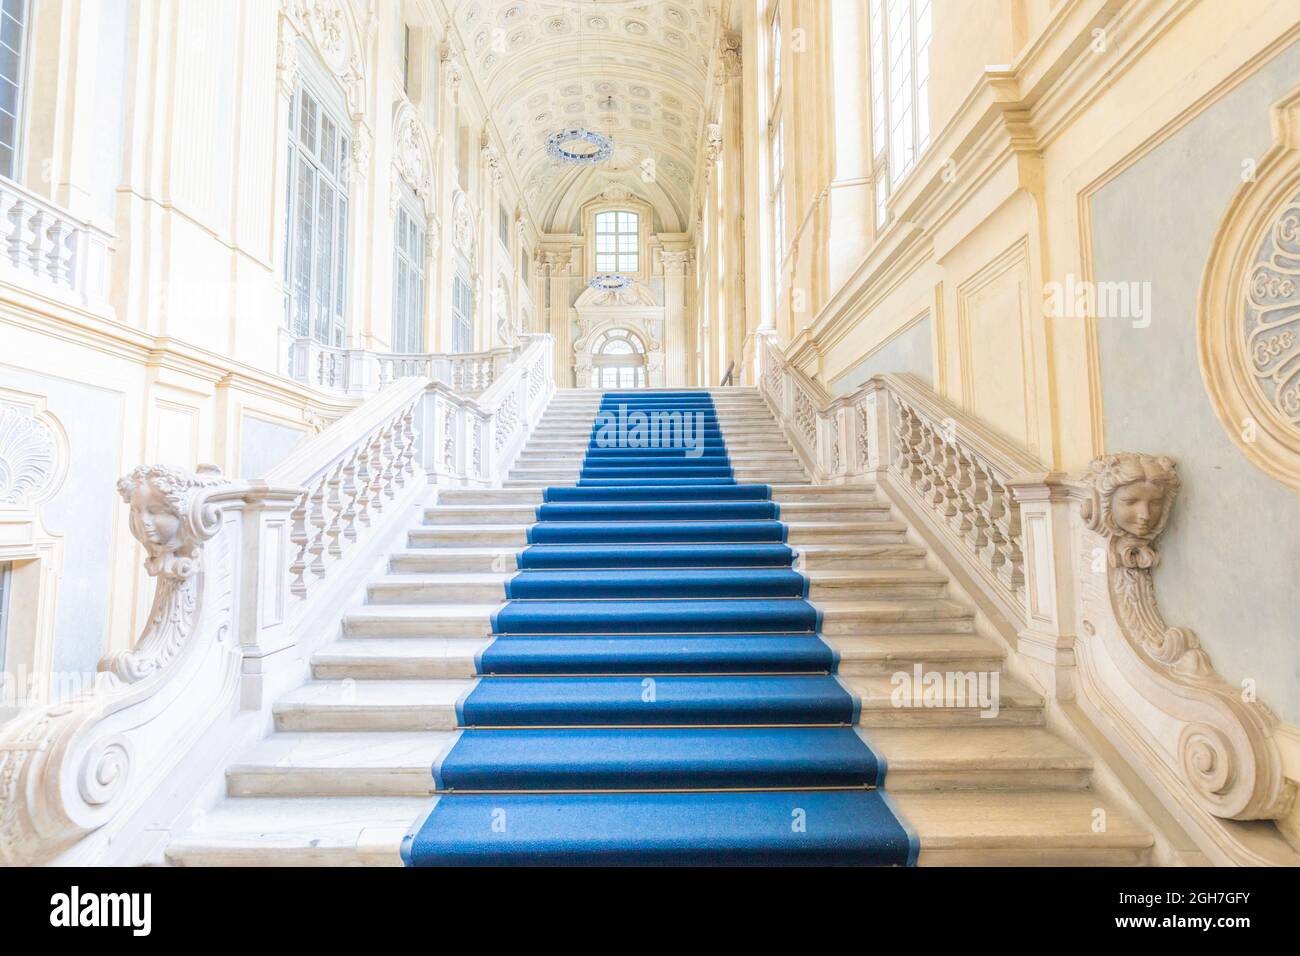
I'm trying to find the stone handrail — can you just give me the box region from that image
[280,330,526,397]
[0,336,555,864]
[756,331,1042,611]
[0,178,112,307]
[756,331,1295,847]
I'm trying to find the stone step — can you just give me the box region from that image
[419,501,890,525]
[817,598,974,635]
[166,790,1150,866]
[404,519,911,549]
[864,727,1092,791]
[164,796,428,866]
[430,484,869,506]
[311,637,489,679]
[506,468,810,483]
[343,604,496,638]
[890,791,1153,865]
[794,543,928,569]
[844,672,1040,726]
[825,633,1004,675]
[272,668,1029,733]
[362,567,948,605]
[385,540,921,573]
[222,725,1090,799]
[273,678,474,731]
[311,632,1004,682]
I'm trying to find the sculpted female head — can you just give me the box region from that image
[1081,453,1180,568]
[116,465,226,572]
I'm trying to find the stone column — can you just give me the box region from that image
[547,251,573,387]
[661,249,691,387]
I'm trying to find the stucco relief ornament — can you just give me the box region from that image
[1078,452,1294,821]
[1080,453,1210,677]
[0,403,57,507]
[100,465,231,685]
[394,114,430,197]
[1244,196,1300,427]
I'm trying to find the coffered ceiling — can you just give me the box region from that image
[450,0,721,233]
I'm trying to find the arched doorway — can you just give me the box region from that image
[589,328,648,389]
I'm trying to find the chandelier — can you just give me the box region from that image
[588,273,631,291]
[546,128,614,165]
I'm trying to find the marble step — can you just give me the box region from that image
[817,598,974,635]
[165,789,1148,866]
[312,637,490,679]
[310,632,1004,681]
[386,541,922,574]
[864,727,1092,791]
[222,725,1090,799]
[432,484,877,506]
[794,543,928,569]
[164,796,428,866]
[843,672,1041,726]
[825,632,1004,675]
[362,567,948,604]
[405,520,912,549]
[891,791,1153,865]
[506,468,810,483]
[272,671,1034,732]
[420,501,891,526]
[513,453,807,469]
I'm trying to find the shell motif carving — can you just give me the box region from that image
[1244,193,1300,428]
[0,403,57,506]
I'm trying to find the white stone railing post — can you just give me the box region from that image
[0,179,113,309]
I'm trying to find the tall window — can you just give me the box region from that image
[392,186,425,353]
[0,561,10,671]
[869,0,932,228]
[767,4,786,278]
[594,210,638,274]
[452,271,473,352]
[764,4,785,291]
[499,203,511,249]
[285,81,350,346]
[0,0,30,181]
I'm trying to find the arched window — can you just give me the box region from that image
[590,328,647,389]
[594,210,639,274]
[392,183,425,353]
[285,78,350,347]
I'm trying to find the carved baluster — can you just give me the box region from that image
[340,444,360,542]
[306,474,328,580]
[324,460,345,558]
[991,476,1024,596]
[26,208,47,277]
[400,401,418,481]
[353,438,374,527]
[367,427,387,513]
[45,218,73,287]
[288,489,311,598]
[963,458,991,554]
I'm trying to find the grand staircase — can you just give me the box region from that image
[165,388,1153,865]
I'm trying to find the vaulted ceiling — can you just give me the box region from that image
[451,0,721,234]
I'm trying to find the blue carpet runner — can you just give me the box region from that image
[404,391,916,866]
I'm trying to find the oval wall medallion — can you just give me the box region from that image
[1198,98,1300,494]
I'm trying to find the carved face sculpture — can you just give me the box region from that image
[128,481,182,552]
[1111,479,1166,539]
[1081,453,1181,569]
